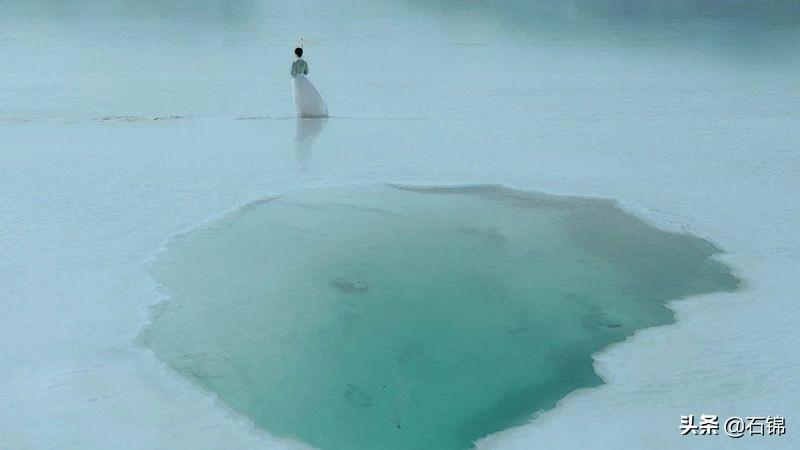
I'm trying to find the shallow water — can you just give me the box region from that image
[144,184,738,450]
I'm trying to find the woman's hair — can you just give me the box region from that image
[294,47,303,57]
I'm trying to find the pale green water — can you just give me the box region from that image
[144,184,738,450]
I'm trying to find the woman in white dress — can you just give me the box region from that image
[291,47,328,118]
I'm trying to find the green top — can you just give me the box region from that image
[291,58,308,77]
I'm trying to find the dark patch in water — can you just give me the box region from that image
[344,384,373,408]
[458,225,509,246]
[583,310,624,330]
[330,278,369,294]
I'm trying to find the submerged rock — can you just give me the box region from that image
[598,313,623,328]
[330,278,369,294]
[344,383,373,407]
[458,225,509,246]
[583,310,624,330]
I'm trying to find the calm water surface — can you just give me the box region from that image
[145,184,738,450]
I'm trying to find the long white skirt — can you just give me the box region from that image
[293,74,328,118]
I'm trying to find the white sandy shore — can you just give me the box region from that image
[2,99,798,449]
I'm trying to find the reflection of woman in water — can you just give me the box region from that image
[291,47,328,118]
